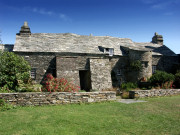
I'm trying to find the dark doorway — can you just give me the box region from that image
[79,70,92,92]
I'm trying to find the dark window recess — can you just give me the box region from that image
[152,65,156,74]
[117,69,122,76]
[31,68,36,79]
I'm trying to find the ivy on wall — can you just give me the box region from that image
[129,60,142,71]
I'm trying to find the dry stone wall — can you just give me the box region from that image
[129,89,180,98]
[90,58,112,90]
[0,92,116,106]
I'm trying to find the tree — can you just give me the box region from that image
[0,51,31,90]
[0,31,2,44]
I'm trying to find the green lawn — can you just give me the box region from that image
[0,96,180,135]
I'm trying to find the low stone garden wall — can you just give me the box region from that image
[129,89,180,98]
[0,92,116,106]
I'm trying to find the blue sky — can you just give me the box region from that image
[0,0,180,54]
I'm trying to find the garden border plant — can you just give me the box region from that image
[41,73,80,93]
[0,99,15,111]
[0,51,31,92]
[148,70,175,89]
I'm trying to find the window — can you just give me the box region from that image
[104,48,114,56]
[152,65,156,74]
[31,68,36,79]
[117,69,122,76]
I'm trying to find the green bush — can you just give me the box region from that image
[120,82,138,91]
[149,70,175,88]
[16,81,42,92]
[0,51,31,91]
[129,60,142,71]
[0,86,12,93]
[0,99,14,111]
[174,70,180,88]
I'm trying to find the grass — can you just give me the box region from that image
[0,96,180,135]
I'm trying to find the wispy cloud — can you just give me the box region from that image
[59,13,71,21]
[5,5,71,21]
[140,0,180,16]
[141,0,158,4]
[164,12,174,16]
[21,7,71,21]
[151,1,171,10]
[32,8,54,16]
[141,0,180,10]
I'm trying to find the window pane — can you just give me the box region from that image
[31,68,36,79]
[152,66,156,74]
[109,48,114,56]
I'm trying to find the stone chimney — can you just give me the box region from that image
[152,32,163,45]
[19,21,31,36]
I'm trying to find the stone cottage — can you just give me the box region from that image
[12,22,179,91]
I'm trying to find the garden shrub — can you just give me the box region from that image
[120,82,138,92]
[0,99,14,111]
[41,74,80,92]
[174,70,180,88]
[0,51,31,91]
[149,70,175,89]
[0,85,12,93]
[129,60,142,71]
[16,81,42,92]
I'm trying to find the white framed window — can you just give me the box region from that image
[31,68,36,79]
[104,48,114,56]
[152,65,156,74]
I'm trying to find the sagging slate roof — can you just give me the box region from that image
[134,42,177,56]
[14,33,134,55]
[13,33,176,56]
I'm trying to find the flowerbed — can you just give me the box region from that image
[41,74,80,93]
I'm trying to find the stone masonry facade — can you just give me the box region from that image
[8,22,179,91]
[0,92,116,106]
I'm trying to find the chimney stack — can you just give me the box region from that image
[152,32,163,45]
[19,21,31,36]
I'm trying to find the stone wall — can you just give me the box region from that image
[16,51,179,92]
[110,57,129,87]
[15,52,56,83]
[162,56,179,73]
[127,50,152,82]
[56,56,121,91]
[0,92,116,106]
[90,58,112,90]
[56,56,89,87]
[16,52,124,91]
[129,89,180,98]
[152,55,179,73]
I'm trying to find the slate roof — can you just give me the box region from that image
[0,44,14,52]
[134,42,177,56]
[13,33,176,56]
